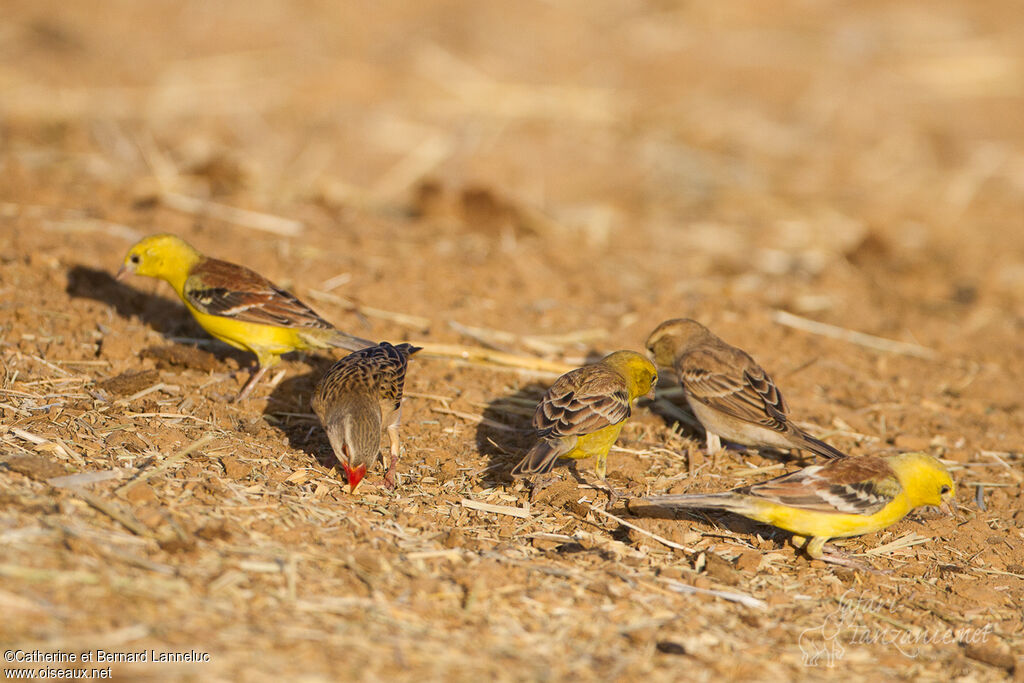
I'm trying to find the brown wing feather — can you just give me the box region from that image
[742,456,900,515]
[312,342,419,414]
[533,365,631,438]
[374,342,419,409]
[185,258,335,330]
[679,346,790,431]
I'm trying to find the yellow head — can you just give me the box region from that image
[645,318,713,367]
[889,452,955,508]
[117,234,202,290]
[601,350,658,400]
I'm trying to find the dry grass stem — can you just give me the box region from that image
[587,504,695,553]
[773,310,937,359]
[416,342,576,375]
[459,499,531,518]
[306,289,431,329]
[160,192,304,237]
[116,433,218,494]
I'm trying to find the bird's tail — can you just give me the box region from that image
[642,492,755,515]
[326,330,376,352]
[511,438,573,477]
[799,433,848,460]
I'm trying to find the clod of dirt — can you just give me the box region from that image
[185,153,247,196]
[123,483,157,505]
[410,179,545,238]
[833,567,859,583]
[411,179,452,220]
[158,536,198,554]
[655,641,687,656]
[531,479,577,506]
[460,185,520,236]
[220,456,252,480]
[622,626,655,646]
[531,479,590,515]
[97,369,160,396]
[442,528,466,549]
[961,640,1016,673]
[196,521,233,542]
[238,418,265,437]
[141,344,221,372]
[734,548,762,573]
[437,459,459,482]
[104,430,148,453]
[845,231,891,267]
[0,491,58,514]
[531,536,561,551]
[350,549,391,576]
[2,453,69,481]
[701,551,741,586]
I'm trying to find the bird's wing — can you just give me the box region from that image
[184,258,334,330]
[372,342,418,409]
[744,456,901,516]
[533,366,631,438]
[311,348,380,416]
[679,347,790,431]
[312,342,419,415]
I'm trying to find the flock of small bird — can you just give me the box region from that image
[116,233,956,569]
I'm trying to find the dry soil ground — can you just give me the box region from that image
[2,1,1024,681]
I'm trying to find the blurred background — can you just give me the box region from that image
[3,1,1022,296]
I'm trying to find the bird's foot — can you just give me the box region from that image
[234,365,270,402]
[382,446,401,491]
[793,537,886,574]
[577,477,624,509]
[818,551,886,575]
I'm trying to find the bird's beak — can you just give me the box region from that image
[939,497,960,520]
[644,387,657,401]
[343,463,367,494]
[116,265,130,281]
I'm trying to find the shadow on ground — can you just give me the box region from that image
[66,264,251,367]
[625,499,787,546]
[262,355,339,468]
[473,383,547,487]
[647,388,805,466]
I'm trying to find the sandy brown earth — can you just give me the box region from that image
[2,1,1024,680]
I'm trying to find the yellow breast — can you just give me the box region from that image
[185,303,307,363]
[564,422,625,461]
[750,494,913,541]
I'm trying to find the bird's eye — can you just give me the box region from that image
[940,485,951,495]
[651,374,658,385]
[130,254,140,264]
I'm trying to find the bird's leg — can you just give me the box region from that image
[571,457,622,508]
[601,484,622,509]
[818,553,877,573]
[383,419,401,491]
[705,431,722,454]
[802,536,825,559]
[235,364,270,402]
[796,536,881,573]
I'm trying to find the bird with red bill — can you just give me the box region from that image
[311,341,420,493]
